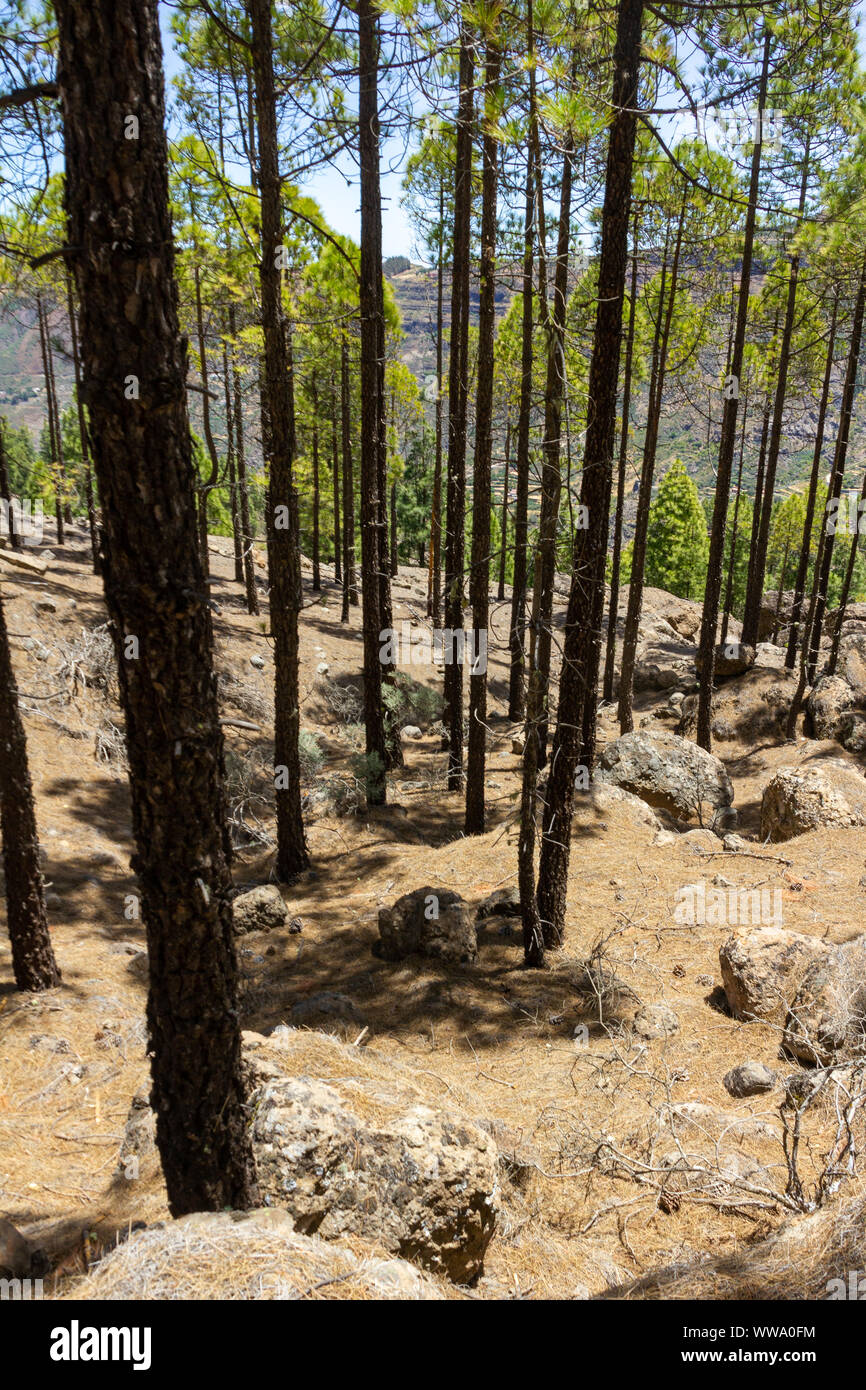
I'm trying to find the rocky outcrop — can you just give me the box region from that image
[245,1030,498,1283]
[596,730,733,820]
[760,763,866,841]
[375,887,477,964]
[677,668,797,746]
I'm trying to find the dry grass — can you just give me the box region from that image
[3,521,866,1299]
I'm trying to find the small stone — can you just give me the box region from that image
[316,662,330,675]
[723,1061,777,1098]
[232,884,289,935]
[249,654,265,670]
[400,725,422,740]
[633,1004,680,1039]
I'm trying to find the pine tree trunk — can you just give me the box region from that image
[390,481,398,577]
[0,587,60,991]
[0,418,20,550]
[508,145,535,724]
[696,28,771,751]
[428,182,445,625]
[533,140,574,769]
[785,292,838,668]
[741,151,809,648]
[311,386,321,593]
[66,270,100,572]
[357,0,387,802]
[497,417,511,602]
[720,396,749,649]
[250,0,309,877]
[618,197,685,734]
[465,40,500,836]
[56,0,257,1213]
[223,336,245,587]
[229,301,259,616]
[533,0,645,953]
[603,215,639,705]
[331,380,342,583]
[443,22,474,791]
[36,295,64,546]
[340,337,358,621]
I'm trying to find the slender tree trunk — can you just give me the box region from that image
[497,416,511,601]
[250,0,309,875]
[533,139,574,770]
[603,213,639,704]
[311,383,321,593]
[340,336,357,621]
[389,481,398,576]
[428,181,445,625]
[619,204,685,734]
[229,301,259,616]
[223,336,244,586]
[508,144,535,724]
[36,295,64,545]
[443,22,474,791]
[696,28,771,750]
[772,536,791,645]
[787,250,866,734]
[56,0,257,1213]
[331,380,342,583]
[194,262,220,574]
[0,587,60,990]
[357,0,387,801]
[533,0,644,954]
[465,39,500,836]
[66,269,99,571]
[0,417,20,550]
[720,394,749,648]
[741,151,810,648]
[786,292,838,668]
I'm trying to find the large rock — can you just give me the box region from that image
[65,1209,445,1301]
[760,763,866,841]
[245,1030,498,1283]
[723,1061,777,1098]
[784,936,866,1064]
[807,674,856,740]
[376,887,477,964]
[596,730,733,820]
[232,884,289,934]
[677,668,797,747]
[695,642,756,679]
[758,590,797,642]
[720,927,833,1027]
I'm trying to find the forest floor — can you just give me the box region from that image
[2,520,866,1299]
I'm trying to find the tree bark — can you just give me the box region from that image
[0,587,60,991]
[229,301,259,616]
[465,39,500,836]
[443,22,474,791]
[357,0,388,802]
[508,144,535,724]
[340,335,358,621]
[695,28,771,750]
[56,0,257,1213]
[533,0,644,954]
[250,0,309,876]
[66,269,100,571]
[603,213,639,705]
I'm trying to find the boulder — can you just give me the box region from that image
[720,927,833,1027]
[758,590,797,642]
[375,887,477,964]
[807,674,856,740]
[596,730,733,821]
[633,1003,679,1039]
[476,887,520,921]
[784,936,866,1064]
[760,764,866,841]
[232,884,289,934]
[244,1030,498,1283]
[677,668,797,747]
[67,1209,445,1301]
[695,642,756,679]
[723,1061,777,1098]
